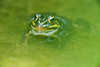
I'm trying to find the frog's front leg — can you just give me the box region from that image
[22,30,32,45]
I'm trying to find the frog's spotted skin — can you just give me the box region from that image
[26,13,64,37]
[31,14,60,36]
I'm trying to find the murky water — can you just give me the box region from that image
[0,0,100,67]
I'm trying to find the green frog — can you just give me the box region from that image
[23,13,72,43]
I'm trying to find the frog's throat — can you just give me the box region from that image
[31,29,58,36]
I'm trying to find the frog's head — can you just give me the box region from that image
[30,13,61,36]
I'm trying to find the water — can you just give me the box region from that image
[0,0,100,67]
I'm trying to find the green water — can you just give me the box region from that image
[0,0,100,67]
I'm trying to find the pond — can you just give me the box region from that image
[0,0,100,67]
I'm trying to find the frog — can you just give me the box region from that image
[23,13,72,44]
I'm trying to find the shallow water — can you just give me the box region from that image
[0,0,100,67]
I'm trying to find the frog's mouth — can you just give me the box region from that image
[31,26,58,36]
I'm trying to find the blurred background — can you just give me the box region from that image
[0,0,100,67]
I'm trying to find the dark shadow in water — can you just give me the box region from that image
[0,0,3,8]
[73,18,92,33]
[96,62,100,67]
[27,35,67,50]
[96,0,100,7]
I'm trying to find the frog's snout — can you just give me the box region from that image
[35,26,47,32]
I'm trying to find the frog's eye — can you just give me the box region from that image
[48,16,54,20]
[48,16,54,23]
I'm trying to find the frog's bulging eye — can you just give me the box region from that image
[48,16,54,20]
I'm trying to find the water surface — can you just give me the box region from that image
[0,0,100,67]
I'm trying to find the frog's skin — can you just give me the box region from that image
[23,13,72,43]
